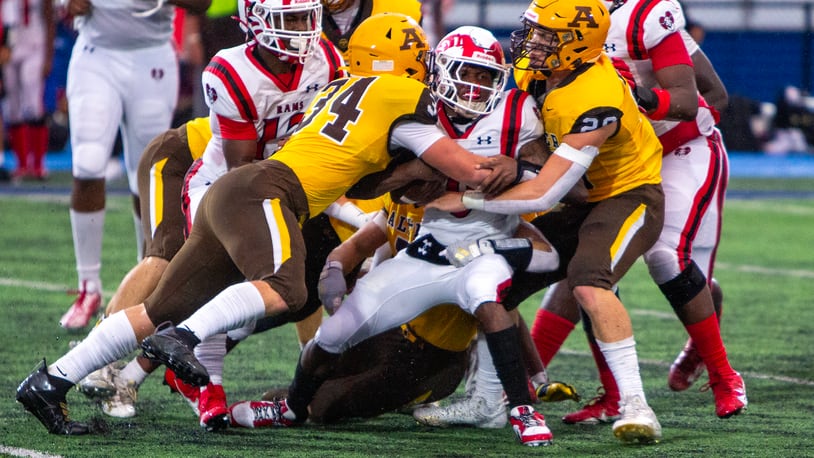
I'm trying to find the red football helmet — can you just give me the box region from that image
[432,26,509,118]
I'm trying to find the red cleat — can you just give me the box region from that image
[668,338,706,391]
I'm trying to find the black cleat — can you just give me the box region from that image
[140,323,210,387]
[17,359,91,435]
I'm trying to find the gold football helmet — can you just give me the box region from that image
[347,12,429,82]
[510,0,609,74]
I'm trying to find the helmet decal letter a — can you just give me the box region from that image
[400,28,426,50]
[568,6,599,28]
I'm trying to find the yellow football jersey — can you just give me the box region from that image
[520,54,662,202]
[185,116,213,161]
[271,75,436,218]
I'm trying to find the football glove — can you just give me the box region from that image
[536,381,581,403]
[317,260,345,315]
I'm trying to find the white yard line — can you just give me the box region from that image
[0,445,62,458]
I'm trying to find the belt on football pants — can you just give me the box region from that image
[405,234,451,266]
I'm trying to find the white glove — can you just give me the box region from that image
[317,260,346,315]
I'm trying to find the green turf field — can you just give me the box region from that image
[1,175,813,457]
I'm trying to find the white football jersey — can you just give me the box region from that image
[74,1,175,49]
[604,0,687,137]
[197,39,346,182]
[418,88,543,245]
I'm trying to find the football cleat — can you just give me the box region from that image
[164,368,200,415]
[536,381,581,403]
[229,399,297,428]
[509,405,553,447]
[668,338,706,391]
[16,359,91,435]
[562,389,620,424]
[77,362,121,400]
[612,393,662,444]
[704,372,748,419]
[60,283,102,330]
[413,394,507,429]
[140,323,209,387]
[199,383,229,432]
[99,375,138,419]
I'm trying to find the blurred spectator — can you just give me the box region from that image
[763,85,814,154]
[0,11,8,181]
[718,94,763,152]
[43,16,77,153]
[2,0,55,180]
[421,0,454,47]
[685,17,705,45]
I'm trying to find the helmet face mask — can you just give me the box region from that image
[240,0,323,64]
[347,13,429,82]
[510,0,609,75]
[432,26,509,118]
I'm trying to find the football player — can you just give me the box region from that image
[60,0,212,330]
[429,0,667,444]
[525,0,746,424]
[16,12,519,436]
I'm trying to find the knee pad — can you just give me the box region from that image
[644,246,683,285]
[658,261,708,312]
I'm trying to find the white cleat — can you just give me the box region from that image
[612,393,662,444]
[414,394,507,429]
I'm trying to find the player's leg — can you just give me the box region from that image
[79,128,195,417]
[569,184,664,444]
[19,47,48,179]
[120,41,179,261]
[62,41,124,330]
[653,133,744,417]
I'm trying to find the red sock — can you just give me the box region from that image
[530,308,575,366]
[588,338,619,400]
[686,314,734,382]
[9,124,29,172]
[29,123,49,174]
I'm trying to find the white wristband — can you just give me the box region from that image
[461,191,485,210]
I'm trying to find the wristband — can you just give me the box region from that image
[648,88,672,121]
[324,260,343,272]
[461,191,485,210]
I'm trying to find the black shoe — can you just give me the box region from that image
[140,322,209,387]
[17,359,91,435]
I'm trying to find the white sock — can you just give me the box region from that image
[226,320,256,342]
[133,211,144,262]
[473,332,504,404]
[596,336,645,401]
[49,311,137,384]
[70,208,105,291]
[180,282,266,343]
[195,333,227,386]
[119,357,150,387]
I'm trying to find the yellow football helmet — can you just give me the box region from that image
[347,12,429,82]
[510,0,609,74]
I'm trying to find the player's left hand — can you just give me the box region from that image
[317,260,346,315]
[475,155,518,195]
[425,191,466,213]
